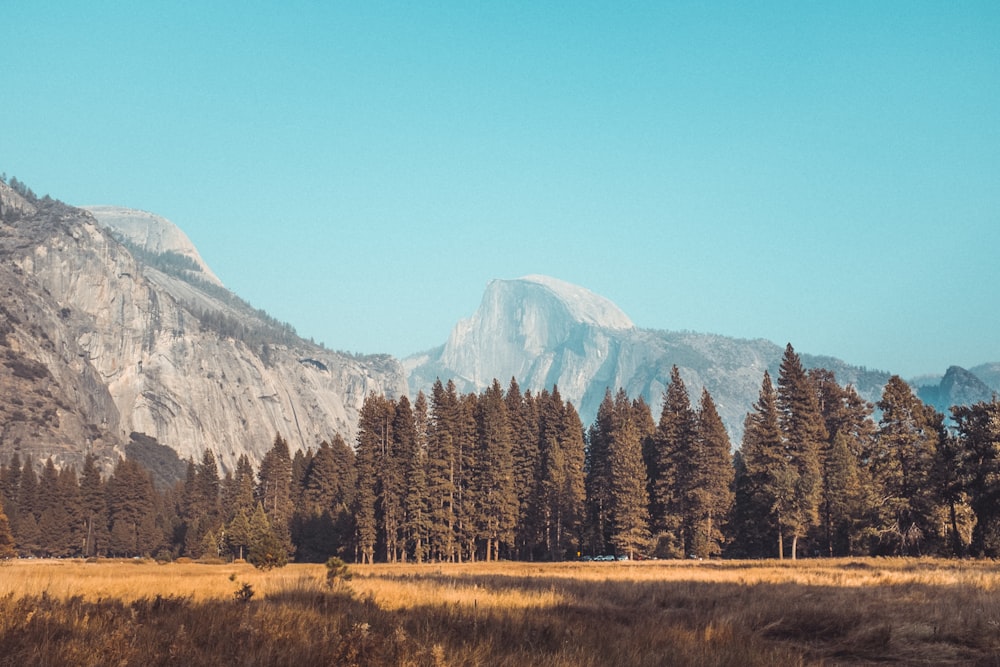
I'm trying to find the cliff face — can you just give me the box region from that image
[0,183,407,474]
[407,276,891,442]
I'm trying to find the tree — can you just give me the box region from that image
[474,379,518,561]
[689,388,734,558]
[871,376,945,555]
[353,392,392,563]
[951,398,1000,556]
[810,370,877,556]
[106,458,158,557]
[427,380,459,562]
[647,366,697,557]
[585,390,616,555]
[732,371,788,558]
[404,393,431,563]
[257,434,294,557]
[776,344,826,559]
[247,502,288,569]
[79,454,108,557]
[607,400,651,559]
[0,497,15,559]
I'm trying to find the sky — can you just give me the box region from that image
[2,2,998,378]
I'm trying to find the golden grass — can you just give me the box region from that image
[1,557,999,665]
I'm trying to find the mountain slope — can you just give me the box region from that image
[407,276,891,441]
[0,181,407,474]
[84,205,224,287]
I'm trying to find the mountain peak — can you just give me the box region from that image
[84,205,224,287]
[509,275,635,331]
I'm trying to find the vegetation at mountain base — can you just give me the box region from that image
[1,558,1000,666]
[1,344,999,564]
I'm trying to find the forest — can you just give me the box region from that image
[1,344,998,565]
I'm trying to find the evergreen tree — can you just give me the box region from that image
[585,389,616,555]
[257,434,294,557]
[405,392,431,563]
[647,366,697,557]
[79,453,108,557]
[354,392,391,563]
[776,344,826,559]
[824,430,866,556]
[558,401,587,559]
[475,379,518,561]
[689,388,734,558]
[106,458,158,557]
[15,457,39,552]
[248,502,287,569]
[427,379,459,561]
[224,454,257,524]
[226,509,252,561]
[0,496,15,559]
[871,376,945,555]
[509,382,541,559]
[607,397,651,559]
[0,453,22,538]
[809,369,877,556]
[951,398,1000,556]
[732,371,788,558]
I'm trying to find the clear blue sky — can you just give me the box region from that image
[3,2,998,378]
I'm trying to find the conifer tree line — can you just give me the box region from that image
[2,343,1000,562]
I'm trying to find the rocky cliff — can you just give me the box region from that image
[0,182,407,475]
[407,276,892,442]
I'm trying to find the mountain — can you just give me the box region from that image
[915,366,997,415]
[83,206,224,287]
[0,181,407,476]
[407,276,892,442]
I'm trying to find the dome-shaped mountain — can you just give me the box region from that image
[84,206,224,287]
[407,276,891,441]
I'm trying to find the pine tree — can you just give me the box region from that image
[354,393,391,563]
[475,379,518,561]
[248,502,287,569]
[824,430,866,556]
[257,434,294,557]
[607,400,651,559]
[950,398,1000,555]
[405,392,431,563]
[732,371,788,558]
[557,401,587,560]
[106,458,157,557]
[0,453,22,538]
[585,389,616,555]
[224,454,257,524]
[15,457,38,553]
[871,376,945,555]
[79,453,108,557]
[510,382,541,559]
[0,496,16,559]
[690,388,734,558]
[648,367,697,557]
[776,344,826,559]
[226,509,252,561]
[810,370,875,556]
[427,379,459,561]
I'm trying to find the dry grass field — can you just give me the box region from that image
[1,557,999,666]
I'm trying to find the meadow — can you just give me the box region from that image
[1,557,999,666]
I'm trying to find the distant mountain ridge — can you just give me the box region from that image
[406,275,995,441]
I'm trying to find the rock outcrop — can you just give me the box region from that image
[407,276,892,442]
[0,185,407,475]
